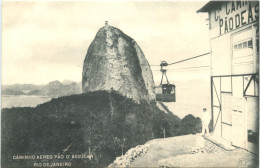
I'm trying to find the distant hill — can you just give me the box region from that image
[1,89,26,95]
[2,84,43,92]
[2,80,82,97]
[26,89,42,95]
[62,79,76,85]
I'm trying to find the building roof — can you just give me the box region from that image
[197,1,221,13]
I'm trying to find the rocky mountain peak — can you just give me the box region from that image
[82,24,155,102]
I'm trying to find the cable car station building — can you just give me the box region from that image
[198,1,259,153]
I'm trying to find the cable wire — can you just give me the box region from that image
[167,65,210,71]
[152,65,210,72]
[150,52,210,66]
[168,52,210,65]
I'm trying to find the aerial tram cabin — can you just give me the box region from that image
[155,61,176,102]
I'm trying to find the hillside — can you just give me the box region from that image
[2,91,202,167]
[2,91,185,167]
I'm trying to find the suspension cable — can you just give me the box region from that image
[152,65,210,72]
[168,52,210,65]
[150,52,210,66]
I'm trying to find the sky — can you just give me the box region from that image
[2,1,210,85]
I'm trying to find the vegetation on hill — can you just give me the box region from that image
[2,91,201,167]
[181,114,202,135]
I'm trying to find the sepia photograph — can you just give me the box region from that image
[1,0,259,167]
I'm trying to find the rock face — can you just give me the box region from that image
[82,24,155,102]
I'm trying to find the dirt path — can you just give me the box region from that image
[128,134,258,167]
[128,134,198,167]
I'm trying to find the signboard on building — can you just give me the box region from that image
[210,1,259,37]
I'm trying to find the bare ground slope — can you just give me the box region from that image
[128,134,258,168]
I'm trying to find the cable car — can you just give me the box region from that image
[155,61,176,102]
